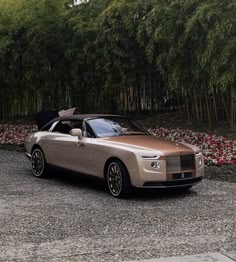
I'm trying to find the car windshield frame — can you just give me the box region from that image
[85,117,149,138]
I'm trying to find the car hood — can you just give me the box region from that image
[102,135,195,155]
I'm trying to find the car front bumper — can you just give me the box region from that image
[129,154,205,188]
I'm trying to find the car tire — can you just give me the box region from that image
[31,148,48,178]
[106,160,132,198]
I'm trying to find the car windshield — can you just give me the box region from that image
[87,117,148,138]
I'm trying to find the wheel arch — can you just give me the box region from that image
[104,157,130,179]
[31,144,43,155]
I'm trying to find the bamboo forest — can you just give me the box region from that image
[0,0,235,127]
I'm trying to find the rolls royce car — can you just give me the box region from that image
[24,114,204,198]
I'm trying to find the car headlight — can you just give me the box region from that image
[151,161,161,169]
[197,157,203,167]
[195,152,203,167]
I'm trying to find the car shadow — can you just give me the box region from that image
[44,167,198,200]
[131,187,198,200]
[47,167,107,192]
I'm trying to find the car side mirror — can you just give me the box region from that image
[70,128,83,139]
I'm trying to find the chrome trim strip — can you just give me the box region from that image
[195,152,202,157]
[142,155,159,159]
[25,152,31,160]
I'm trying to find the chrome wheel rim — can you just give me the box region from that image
[32,149,45,177]
[107,163,122,196]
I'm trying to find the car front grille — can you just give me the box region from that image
[167,154,195,173]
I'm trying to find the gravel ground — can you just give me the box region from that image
[0,150,235,262]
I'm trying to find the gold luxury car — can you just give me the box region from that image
[24,114,204,197]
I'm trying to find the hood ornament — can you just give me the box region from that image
[176,142,182,154]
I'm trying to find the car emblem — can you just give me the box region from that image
[181,173,185,179]
[175,143,179,148]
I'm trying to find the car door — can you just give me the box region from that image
[42,119,77,170]
[63,120,102,176]
[43,119,97,175]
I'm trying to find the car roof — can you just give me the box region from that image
[40,114,127,130]
[58,114,127,121]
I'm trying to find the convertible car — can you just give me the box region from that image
[24,114,204,197]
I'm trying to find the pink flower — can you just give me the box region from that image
[148,127,236,166]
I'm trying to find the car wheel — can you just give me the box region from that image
[106,160,132,198]
[31,148,47,178]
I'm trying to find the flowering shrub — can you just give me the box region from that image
[0,124,236,166]
[0,124,37,146]
[149,127,236,166]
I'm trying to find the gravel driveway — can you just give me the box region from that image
[0,150,235,262]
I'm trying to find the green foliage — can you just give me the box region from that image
[0,0,235,125]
